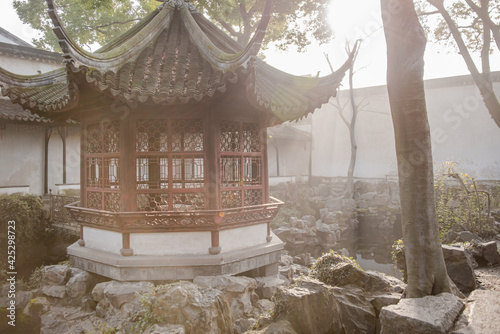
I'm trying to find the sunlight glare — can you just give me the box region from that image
[328,0,383,43]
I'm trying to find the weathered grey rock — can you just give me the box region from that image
[41,285,67,299]
[255,299,273,315]
[369,293,401,316]
[103,281,153,309]
[458,231,483,243]
[279,255,294,267]
[67,267,86,278]
[319,208,329,219]
[323,212,338,225]
[233,317,256,334]
[380,293,464,334]
[194,275,257,293]
[66,270,93,298]
[341,199,357,211]
[442,245,476,293]
[143,324,186,334]
[312,253,405,295]
[255,275,288,299]
[23,296,50,319]
[272,277,376,334]
[194,275,257,319]
[481,241,500,265]
[43,265,69,285]
[301,215,316,226]
[452,290,500,334]
[39,306,94,334]
[91,281,109,302]
[470,240,500,266]
[95,297,111,318]
[146,281,233,334]
[247,320,298,334]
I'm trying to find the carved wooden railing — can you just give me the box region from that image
[65,197,283,255]
[50,194,80,225]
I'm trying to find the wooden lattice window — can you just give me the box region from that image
[220,120,263,209]
[84,121,121,211]
[135,118,205,211]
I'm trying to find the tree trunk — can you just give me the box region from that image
[345,57,358,199]
[381,0,453,297]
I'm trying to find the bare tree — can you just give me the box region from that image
[325,40,362,199]
[381,0,453,297]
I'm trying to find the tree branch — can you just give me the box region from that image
[464,0,500,50]
[427,0,500,127]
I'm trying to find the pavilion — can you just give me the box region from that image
[0,0,351,280]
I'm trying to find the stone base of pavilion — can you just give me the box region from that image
[67,233,284,281]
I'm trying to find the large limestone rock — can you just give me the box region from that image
[193,275,257,319]
[39,306,95,334]
[66,270,94,299]
[470,240,500,266]
[102,281,153,309]
[380,293,464,334]
[270,277,377,334]
[442,245,476,293]
[23,296,51,320]
[42,265,69,286]
[145,281,233,334]
[255,275,289,299]
[41,285,67,299]
[310,251,405,295]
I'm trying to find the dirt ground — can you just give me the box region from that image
[475,265,500,291]
[473,239,500,291]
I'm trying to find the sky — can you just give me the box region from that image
[0,0,497,88]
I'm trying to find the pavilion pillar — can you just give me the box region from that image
[121,116,136,211]
[43,127,52,194]
[77,225,85,246]
[120,232,133,256]
[266,222,272,242]
[209,230,221,255]
[206,107,220,210]
[209,212,223,254]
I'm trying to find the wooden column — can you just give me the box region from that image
[80,121,87,207]
[120,232,133,256]
[43,127,52,194]
[262,126,270,203]
[209,212,223,254]
[206,106,220,210]
[77,225,85,246]
[57,126,67,184]
[121,115,136,211]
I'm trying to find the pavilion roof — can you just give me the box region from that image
[0,0,352,123]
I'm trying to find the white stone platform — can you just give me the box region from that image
[67,232,284,281]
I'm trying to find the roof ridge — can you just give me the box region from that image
[0,27,32,48]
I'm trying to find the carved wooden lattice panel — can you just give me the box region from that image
[220,120,240,152]
[135,118,205,211]
[136,193,169,211]
[84,120,121,211]
[219,120,263,209]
